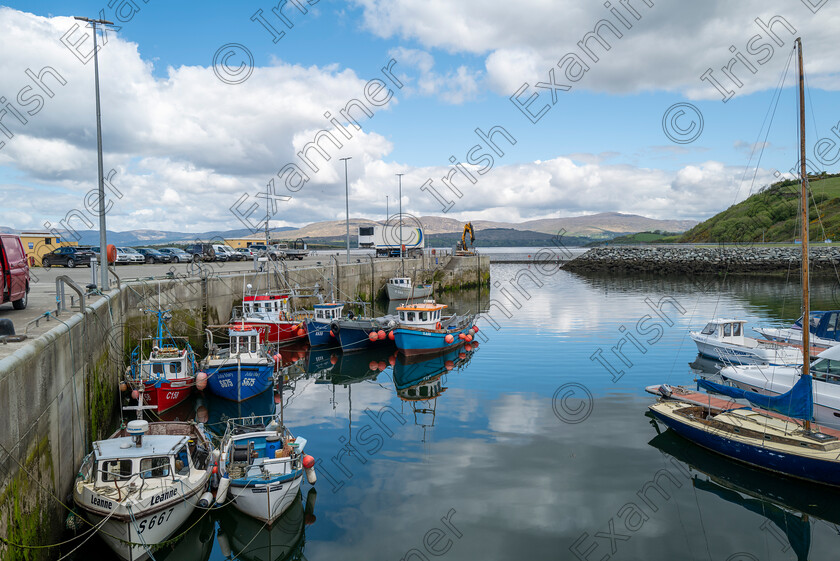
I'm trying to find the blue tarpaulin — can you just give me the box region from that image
[697,375,814,421]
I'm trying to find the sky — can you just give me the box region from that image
[2,0,840,235]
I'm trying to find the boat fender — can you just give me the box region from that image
[331,322,341,335]
[198,491,214,508]
[216,475,231,504]
[303,455,317,484]
[196,371,208,391]
[217,530,232,557]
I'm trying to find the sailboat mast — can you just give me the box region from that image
[797,37,812,431]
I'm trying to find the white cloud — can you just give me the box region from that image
[387,47,481,104]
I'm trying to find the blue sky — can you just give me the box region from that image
[1,1,840,232]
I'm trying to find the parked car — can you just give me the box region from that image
[114,248,131,264]
[236,247,255,258]
[41,246,95,268]
[266,244,288,261]
[224,245,246,261]
[135,248,171,264]
[188,243,226,262]
[0,234,29,310]
[119,247,145,264]
[213,244,242,261]
[158,247,191,263]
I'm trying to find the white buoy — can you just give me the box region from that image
[216,475,231,504]
[306,466,317,484]
[198,491,214,508]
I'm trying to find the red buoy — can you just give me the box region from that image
[330,355,338,365]
[388,331,395,340]
[465,333,473,342]
[458,333,466,340]
[445,360,455,370]
[378,360,387,371]
[369,360,379,370]
[302,455,315,469]
[131,389,140,400]
[465,343,472,351]
[389,356,396,366]
[369,331,378,341]
[472,325,479,333]
[445,334,454,344]
[459,352,467,359]
[196,371,208,391]
[377,330,386,340]
[297,329,306,337]
[329,330,335,337]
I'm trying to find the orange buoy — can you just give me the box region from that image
[378,360,387,371]
[388,331,395,340]
[458,333,466,340]
[297,329,306,337]
[131,389,140,400]
[377,330,386,340]
[465,333,473,342]
[459,352,467,359]
[330,355,338,365]
[445,334,454,344]
[445,360,455,370]
[106,244,117,264]
[369,331,378,342]
[465,343,472,351]
[119,381,128,392]
[369,360,379,371]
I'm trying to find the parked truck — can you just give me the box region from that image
[358,225,424,257]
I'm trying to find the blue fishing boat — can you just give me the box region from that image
[305,302,344,346]
[204,326,275,402]
[329,312,398,352]
[392,300,476,356]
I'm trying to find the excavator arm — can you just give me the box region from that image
[462,222,475,248]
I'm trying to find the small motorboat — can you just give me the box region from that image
[392,300,476,356]
[689,318,802,366]
[329,311,398,352]
[754,310,840,351]
[73,420,216,561]
[304,302,344,346]
[125,309,197,413]
[385,277,433,300]
[204,325,276,402]
[217,414,317,524]
[235,291,307,346]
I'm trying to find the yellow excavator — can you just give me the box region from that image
[456,222,476,255]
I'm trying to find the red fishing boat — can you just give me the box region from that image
[237,293,308,346]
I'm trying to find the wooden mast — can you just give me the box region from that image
[797,37,811,431]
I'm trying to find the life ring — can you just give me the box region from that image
[435,322,442,330]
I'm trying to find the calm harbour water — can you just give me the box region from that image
[76,258,840,561]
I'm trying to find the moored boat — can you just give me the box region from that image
[304,302,344,346]
[73,420,215,561]
[329,312,398,352]
[690,318,802,366]
[204,326,275,402]
[235,292,307,346]
[385,277,433,300]
[754,310,840,351]
[125,309,197,413]
[392,300,477,356]
[217,414,316,525]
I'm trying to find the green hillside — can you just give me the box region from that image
[679,173,840,243]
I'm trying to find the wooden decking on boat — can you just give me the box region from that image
[755,339,824,358]
[644,384,840,439]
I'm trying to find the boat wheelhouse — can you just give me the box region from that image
[205,326,275,402]
[690,318,802,366]
[237,293,307,346]
[305,302,344,346]
[73,420,214,561]
[386,277,433,300]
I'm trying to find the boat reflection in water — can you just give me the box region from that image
[153,510,215,561]
[312,347,394,386]
[648,427,840,561]
[688,354,723,377]
[215,487,317,561]
[201,386,277,437]
[393,344,477,440]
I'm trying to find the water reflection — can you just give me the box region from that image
[215,488,317,561]
[649,428,840,561]
[154,511,215,561]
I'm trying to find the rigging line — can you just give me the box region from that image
[733,46,796,205]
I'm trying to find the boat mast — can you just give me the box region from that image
[797,37,811,432]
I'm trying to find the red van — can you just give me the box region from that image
[0,234,29,309]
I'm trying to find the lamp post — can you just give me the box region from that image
[396,173,404,275]
[75,16,114,291]
[340,157,352,264]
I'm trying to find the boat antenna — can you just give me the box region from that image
[797,37,812,432]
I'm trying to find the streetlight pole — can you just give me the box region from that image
[386,195,389,222]
[340,157,352,264]
[397,173,404,275]
[75,16,114,291]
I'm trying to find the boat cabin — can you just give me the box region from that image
[794,310,840,342]
[242,294,290,320]
[89,423,193,487]
[388,277,413,288]
[137,346,191,381]
[313,303,344,323]
[699,319,748,345]
[229,328,262,355]
[397,301,447,329]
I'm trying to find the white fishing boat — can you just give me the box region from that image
[721,344,840,429]
[690,318,802,366]
[385,277,433,300]
[217,413,317,524]
[73,420,216,561]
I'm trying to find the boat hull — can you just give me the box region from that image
[690,333,801,366]
[229,472,304,524]
[140,378,193,413]
[240,319,307,346]
[386,283,433,300]
[206,363,274,402]
[78,492,198,561]
[305,319,335,346]
[393,324,475,356]
[649,405,840,487]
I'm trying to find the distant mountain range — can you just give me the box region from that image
[0,212,696,247]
